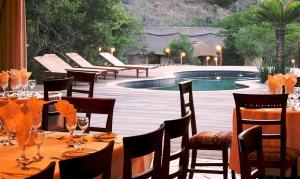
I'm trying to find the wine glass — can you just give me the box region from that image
[28,79,36,96]
[16,129,31,169]
[65,118,77,143]
[0,80,8,97]
[21,80,29,97]
[32,116,42,130]
[10,76,20,97]
[77,116,89,143]
[33,130,45,162]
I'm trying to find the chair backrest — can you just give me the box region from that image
[34,54,74,73]
[42,77,74,130]
[122,124,165,179]
[66,52,94,68]
[162,112,191,179]
[238,125,265,179]
[233,93,288,168]
[62,96,116,132]
[59,141,114,179]
[296,77,300,87]
[179,80,197,135]
[66,71,96,97]
[26,161,56,179]
[99,52,126,66]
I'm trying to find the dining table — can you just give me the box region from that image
[229,107,300,174]
[0,131,152,179]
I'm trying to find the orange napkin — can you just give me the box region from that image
[15,112,33,145]
[20,69,32,86]
[268,74,284,94]
[0,100,24,132]
[55,100,77,126]
[24,97,47,128]
[0,71,9,87]
[284,74,297,94]
[9,69,22,87]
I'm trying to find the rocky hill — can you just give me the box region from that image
[123,0,257,27]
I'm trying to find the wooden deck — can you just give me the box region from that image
[36,65,268,178]
[37,65,300,178]
[68,66,263,160]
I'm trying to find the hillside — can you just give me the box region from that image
[123,0,257,27]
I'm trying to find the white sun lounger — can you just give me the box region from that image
[99,52,158,78]
[34,54,107,79]
[65,52,125,79]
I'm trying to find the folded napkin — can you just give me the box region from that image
[24,97,47,128]
[15,113,32,145]
[267,73,297,94]
[0,100,23,132]
[55,100,77,126]
[20,69,31,86]
[283,73,297,94]
[0,71,9,87]
[9,69,22,87]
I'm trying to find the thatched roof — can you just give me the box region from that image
[193,41,217,57]
[140,27,224,57]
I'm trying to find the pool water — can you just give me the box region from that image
[154,77,250,91]
[118,71,259,91]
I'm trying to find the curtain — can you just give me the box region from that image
[0,0,27,71]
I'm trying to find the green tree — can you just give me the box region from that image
[255,0,300,73]
[26,0,143,70]
[168,35,194,64]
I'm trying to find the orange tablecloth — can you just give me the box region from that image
[0,132,151,179]
[229,108,300,173]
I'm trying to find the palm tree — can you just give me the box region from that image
[256,0,300,73]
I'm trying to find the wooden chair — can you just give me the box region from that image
[62,96,116,132]
[238,125,265,179]
[162,112,191,179]
[233,93,299,179]
[26,161,56,179]
[122,124,164,179]
[295,77,300,87]
[42,77,73,130]
[179,80,232,179]
[59,141,114,179]
[66,71,96,97]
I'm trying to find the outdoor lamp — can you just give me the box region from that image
[165,48,171,65]
[206,56,210,66]
[98,47,102,53]
[216,45,223,66]
[214,57,218,66]
[292,59,295,67]
[110,47,116,55]
[180,52,186,65]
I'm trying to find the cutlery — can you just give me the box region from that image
[49,156,63,160]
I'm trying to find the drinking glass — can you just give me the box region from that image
[33,130,45,162]
[10,77,20,96]
[66,118,77,143]
[77,116,89,143]
[21,80,29,97]
[16,129,31,168]
[0,81,8,96]
[28,80,36,96]
[32,116,42,130]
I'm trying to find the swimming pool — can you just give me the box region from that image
[118,70,259,91]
